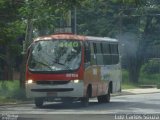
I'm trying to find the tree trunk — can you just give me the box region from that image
[4,46,13,80]
[127,47,143,83]
[19,55,26,89]
[19,18,33,88]
[128,64,141,83]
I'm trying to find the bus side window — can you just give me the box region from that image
[91,42,96,65]
[110,44,119,64]
[102,43,112,65]
[96,42,103,65]
[84,42,91,68]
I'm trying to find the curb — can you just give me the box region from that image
[0,100,33,106]
[112,88,160,96]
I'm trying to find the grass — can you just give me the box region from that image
[122,69,160,89]
[139,73,160,85]
[0,70,160,103]
[122,83,138,89]
[0,80,26,104]
[122,70,138,89]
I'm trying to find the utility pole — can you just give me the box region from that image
[74,7,77,34]
[54,10,72,33]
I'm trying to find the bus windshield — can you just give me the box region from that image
[28,40,82,72]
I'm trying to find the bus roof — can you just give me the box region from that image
[34,33,118,43]
[86,36,117,42]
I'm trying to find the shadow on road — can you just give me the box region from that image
[34,100,160,113]
[36,101,100,109]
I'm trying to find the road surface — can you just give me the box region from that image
[0,93,160,120]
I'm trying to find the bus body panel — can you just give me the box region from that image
[25,45,85,98]
[84,66,108,97]
[26,59,85,98]
[26,82,84,98]
[83,64,121,98]
[100,64,121,93]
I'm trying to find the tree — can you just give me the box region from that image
[1,0,159,84]
[18,0,84,88]
[77,0,160,83]
[0,0,25,80]
[118,0,160,83]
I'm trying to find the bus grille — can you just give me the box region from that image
[36,81,70,85]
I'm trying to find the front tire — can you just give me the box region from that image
[81,90,89,107]
[35,98,44,108]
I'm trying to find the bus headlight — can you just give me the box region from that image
[71,79,81,83]
[74,79,80,83]
[26,79,33,84]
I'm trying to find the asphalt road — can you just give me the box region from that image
[0,93,160,120]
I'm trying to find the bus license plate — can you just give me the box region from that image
[47,92,57,97]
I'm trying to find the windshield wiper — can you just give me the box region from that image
[33,60,53,71]
[52,60,71,70]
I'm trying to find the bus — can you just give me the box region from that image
[25,33,122,107]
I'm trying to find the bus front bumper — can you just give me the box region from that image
[25,81,84,98]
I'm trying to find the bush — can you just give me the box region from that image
[157,84,160,89]
[0,80,26,100]
[140,60,160,85]
[141,59,160,74]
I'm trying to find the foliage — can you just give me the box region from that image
[0,0,160,83]
[77,0,119,37]
[0,0,25,80]
[122,5,160,82]
[122,70,138,89]
[122,69,160,89]
[0,80,25,100]
[141,59,160,74]
[0,0,83,81]
[139,73,160,85]
[18,0,83,37]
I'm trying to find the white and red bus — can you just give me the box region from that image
[25,33,122,107]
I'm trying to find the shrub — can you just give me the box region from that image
[0,80,26,100]
[141,59,160,74]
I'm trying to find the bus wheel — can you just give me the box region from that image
[81,90,89,107]
[97,88,110,103]
[35,98,44,108]
[106,87,111,103]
